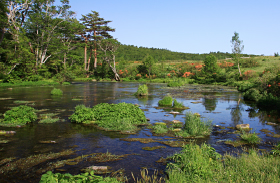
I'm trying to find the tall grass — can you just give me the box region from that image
[158,94,173,106]
[167,143,280,183]
[176,112,212,137]
[240,131,261,144]
[172,99,185,109]
[134,84,148,96]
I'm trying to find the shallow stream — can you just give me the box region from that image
[0,82,280,182]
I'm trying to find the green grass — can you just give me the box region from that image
[152,123,168,134]
[172,99,185,109]
[51,88,63,95]
[134,84,148,96]
[158,94,173,106]
[240,131,261,144]
[166,143,280,183]
[0,80,59,87]
[39,118,60,123]
[175,111,212,137]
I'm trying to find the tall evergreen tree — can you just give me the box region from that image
[80,11,115,70]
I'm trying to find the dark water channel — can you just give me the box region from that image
[0,82,280,182]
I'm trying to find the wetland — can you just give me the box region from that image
[0,81,280,182]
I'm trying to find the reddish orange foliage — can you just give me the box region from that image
[182,72,193,78]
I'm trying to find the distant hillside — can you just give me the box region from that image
[116,44,258,61]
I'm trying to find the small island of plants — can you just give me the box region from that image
[69,102,148,133]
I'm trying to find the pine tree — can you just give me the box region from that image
[80,11,115,71]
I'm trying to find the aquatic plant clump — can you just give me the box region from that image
[69,105,96,123]
[1,105,37,126]
[240,131,261,144]
[158,94,173,106]
[51,88,63,95]
[172,99,185,109]
[134,84,148,96]
[152,123,168,134]
[70,103,147,132]
[177,111,212,137]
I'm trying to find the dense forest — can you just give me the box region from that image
[116,44,257,62]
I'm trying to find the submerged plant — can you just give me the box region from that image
[40,170,121,183]
[134,84,148,96]
[158,94,173,106]
[1,105,37,126]
[51,88,63,95]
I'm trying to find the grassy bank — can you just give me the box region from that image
[166,143,280,183]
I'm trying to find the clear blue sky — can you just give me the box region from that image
[68,0,279,55]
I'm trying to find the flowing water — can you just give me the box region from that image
[0,82,280,182]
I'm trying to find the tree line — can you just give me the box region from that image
[116,44,257,62]
[0,0,258,83]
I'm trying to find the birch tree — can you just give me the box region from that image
[231,32,244,76]
[97,38,120,81]
[27,0,74,67]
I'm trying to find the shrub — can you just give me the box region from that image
[69,105,95,123]
[134,84,148,96]
[243,88,262,101]
[2,105,37,126]
[202,54,219,76]
[54,69,76,84]
[177,111,212,137]
[51,88,63,95]
[158,94,173,106]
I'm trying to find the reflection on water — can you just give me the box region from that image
[0,82,280,182]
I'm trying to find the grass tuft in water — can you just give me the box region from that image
[240,131,261,144]
[152,124,168,134]
[172,99,185,109]
[158,94,173,106]
[134,84,148,96]
[175,111,212,138]
[51,88,63,95]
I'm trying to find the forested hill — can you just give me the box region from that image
[116,44,258,61]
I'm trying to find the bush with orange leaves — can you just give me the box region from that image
[218,61,234,68]
[243,70,257,80]
[182,72,193,78]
